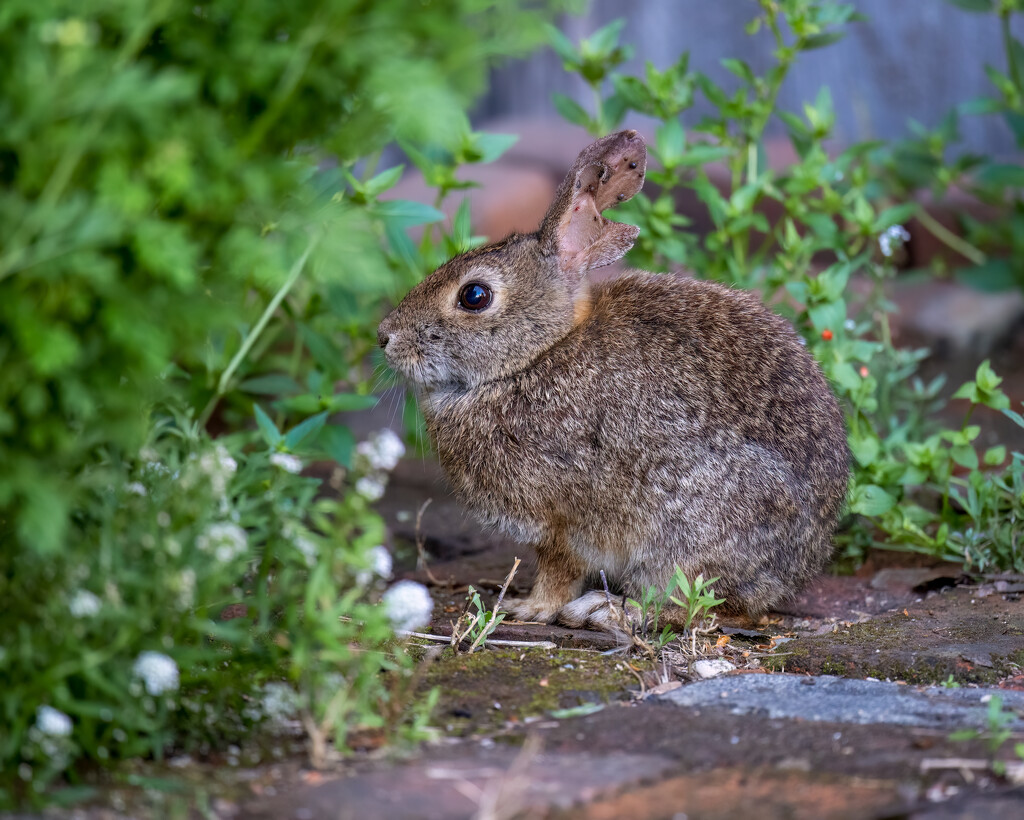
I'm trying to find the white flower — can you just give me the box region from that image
[197,522,248,563]
[177,568,196,610]
[269,452,303,474]
[293,534,318,566]
[879,224,910,258]
[382,580,433,632]
[356,429,405,472]
[69,590,101,618]
[356,545,393,586]
[199,444,237,497]
[355,474,386,501]
[125,482,147,496]
[261,682,300,727]
[36,706,73,738]
[133,651,180,696]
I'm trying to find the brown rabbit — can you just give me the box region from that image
[378,130,849,631]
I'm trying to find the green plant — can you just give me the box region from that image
[668,570,727,655]
[1,0,565,806]
[450,559,520,653]
[547,1,1024,573]
[950,695,1023,776]
[628,568,725,655]
[627,584,679,650]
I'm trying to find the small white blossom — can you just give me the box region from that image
[177,568,196,610]
[36,706,73,738]
[199,444,237,497]
[293,534,318,566]
[261,682,300,727]
[133,651,180,696]
[844,318,856,331]
[356,545,393,586]
[126,482,147,496]
[269,452,303,474]
[382,580,433,632]
[69,590,102,618]
[355,474,386,501]
[356,429,405,472]
[197,522,248,563]
[879,224,910,258]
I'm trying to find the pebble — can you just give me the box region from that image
[693,659,736,679]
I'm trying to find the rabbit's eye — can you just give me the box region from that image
[459,283,492,311]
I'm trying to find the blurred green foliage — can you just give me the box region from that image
[0,0,564,806]
[0,0,553,552]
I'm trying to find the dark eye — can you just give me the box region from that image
[459,282,492,311]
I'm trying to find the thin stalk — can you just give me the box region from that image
[915,207,986,267]
[198,236,317,427]
[1002,10,1023,99]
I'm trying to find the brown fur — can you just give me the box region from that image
[377,131,849,631]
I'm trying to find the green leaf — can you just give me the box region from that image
[588,19,626,54]
[254,404,283,447]
[473,133,518,164]
[678,144,733,166]
[974,162,1024,189]
[238,374,304,396]
[983,445,1007,466]
[943,0,994,11]
[955,260,1016,293]
[552,93,592,129]
[849,434,880,467]
[851,484,897,516]
[363,165,405,198]
[871,203,918,232]
[546,23,580,65]
[950,444,979,470]
[326,393,380,412]
[808,300,846,333]
[284,411,328,450]
[802,32,845,50]
[549,702,605,719]
[372,200,445,228]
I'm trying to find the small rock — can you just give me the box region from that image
[693,659,736,679]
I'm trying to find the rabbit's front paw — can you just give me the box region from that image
[502,596,560,624]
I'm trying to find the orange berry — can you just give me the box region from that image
[821,329,833,341]
[859,366,869,378]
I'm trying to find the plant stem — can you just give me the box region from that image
[915,207,987,267]
[198,235,318,427]
[1002,10,1023,99]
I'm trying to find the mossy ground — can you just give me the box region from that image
[764,587,1024,684]
[417,647,645,736]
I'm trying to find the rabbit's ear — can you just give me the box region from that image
[539,130,646,277]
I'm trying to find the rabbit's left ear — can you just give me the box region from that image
[538,130,646,278]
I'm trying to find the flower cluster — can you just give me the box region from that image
[196,521,248,563]
[132,651,180,696]
[381,580,433,632]
[354,429,406,501]
[68,589,101,618]
[35,706,73,738]
[879,224,910,258]
[356,545,393,586]
[270,452,303,474]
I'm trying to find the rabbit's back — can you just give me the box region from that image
[428,273,849,613]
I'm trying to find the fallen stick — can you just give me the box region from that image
[401,630,556,650]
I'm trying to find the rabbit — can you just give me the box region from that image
[377,130,849,633]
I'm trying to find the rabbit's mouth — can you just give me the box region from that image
[384,348,469,396]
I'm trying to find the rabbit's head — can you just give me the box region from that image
[378,130,646,395]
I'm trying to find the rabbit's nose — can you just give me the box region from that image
[377,328,391,349]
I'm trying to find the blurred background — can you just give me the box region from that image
[482,0,1024,155]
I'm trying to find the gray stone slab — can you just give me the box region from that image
[660,673,1024,730]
